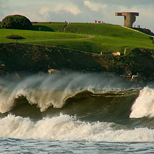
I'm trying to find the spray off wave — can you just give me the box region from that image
[130,87,154,118]
[0,72,135,114]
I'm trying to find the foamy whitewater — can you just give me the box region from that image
[0,72,154,153]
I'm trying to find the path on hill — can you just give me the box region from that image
[87,35,95,38]
[0,32,96,45]
[17,34,95,43]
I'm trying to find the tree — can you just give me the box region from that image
[1,14,32,30]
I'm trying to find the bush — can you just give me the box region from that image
[6,35,24,39]
[1,15,32,30]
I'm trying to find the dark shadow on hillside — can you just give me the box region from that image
[150,37,154,44]
[33,25,54,32]
[133,28,154,36]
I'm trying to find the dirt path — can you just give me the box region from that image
[87,35,95,38]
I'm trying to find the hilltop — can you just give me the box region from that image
[0,22,154,53]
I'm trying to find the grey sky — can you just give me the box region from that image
[0,0,154,32]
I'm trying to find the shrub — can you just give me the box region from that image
[6,35,24,39]
[1,14,32,30]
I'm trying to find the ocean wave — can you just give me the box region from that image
[130,87,154,118]
[0,114,154,142]
[0,72,137,114]
[0,87,138,114]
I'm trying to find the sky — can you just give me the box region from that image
[0,0,154,32]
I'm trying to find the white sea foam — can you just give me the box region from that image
[130,87,154,118]
[0,114,154,142]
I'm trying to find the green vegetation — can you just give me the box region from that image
[30,22,154,53]
[65,23,154,53]
[1,15,32,30]
[0,22,153,54]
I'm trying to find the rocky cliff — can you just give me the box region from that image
[0,43,154,83]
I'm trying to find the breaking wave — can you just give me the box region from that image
[0,72,136,114]
[0,113,154,142]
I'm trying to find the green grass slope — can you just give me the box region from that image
[30,23,154,54]
[0,22,153,54]
[65,23,154,53]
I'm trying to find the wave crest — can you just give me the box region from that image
[0,72,135,114]
[130,87,154,118]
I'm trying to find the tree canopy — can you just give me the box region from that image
[1,15,32,30]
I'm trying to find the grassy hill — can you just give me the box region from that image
[28,22,154,54]
[65,23,154,51]
[0,22,153,54]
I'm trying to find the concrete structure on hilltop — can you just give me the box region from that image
[115,12,139,27]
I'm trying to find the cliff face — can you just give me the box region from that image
[0,43,154,81]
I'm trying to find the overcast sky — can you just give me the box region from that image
[0,0,154,32]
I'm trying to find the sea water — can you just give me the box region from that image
[0,72,154,153]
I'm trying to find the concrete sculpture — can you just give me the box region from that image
[115,12,139,27]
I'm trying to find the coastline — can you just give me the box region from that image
[0,43,154,85]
